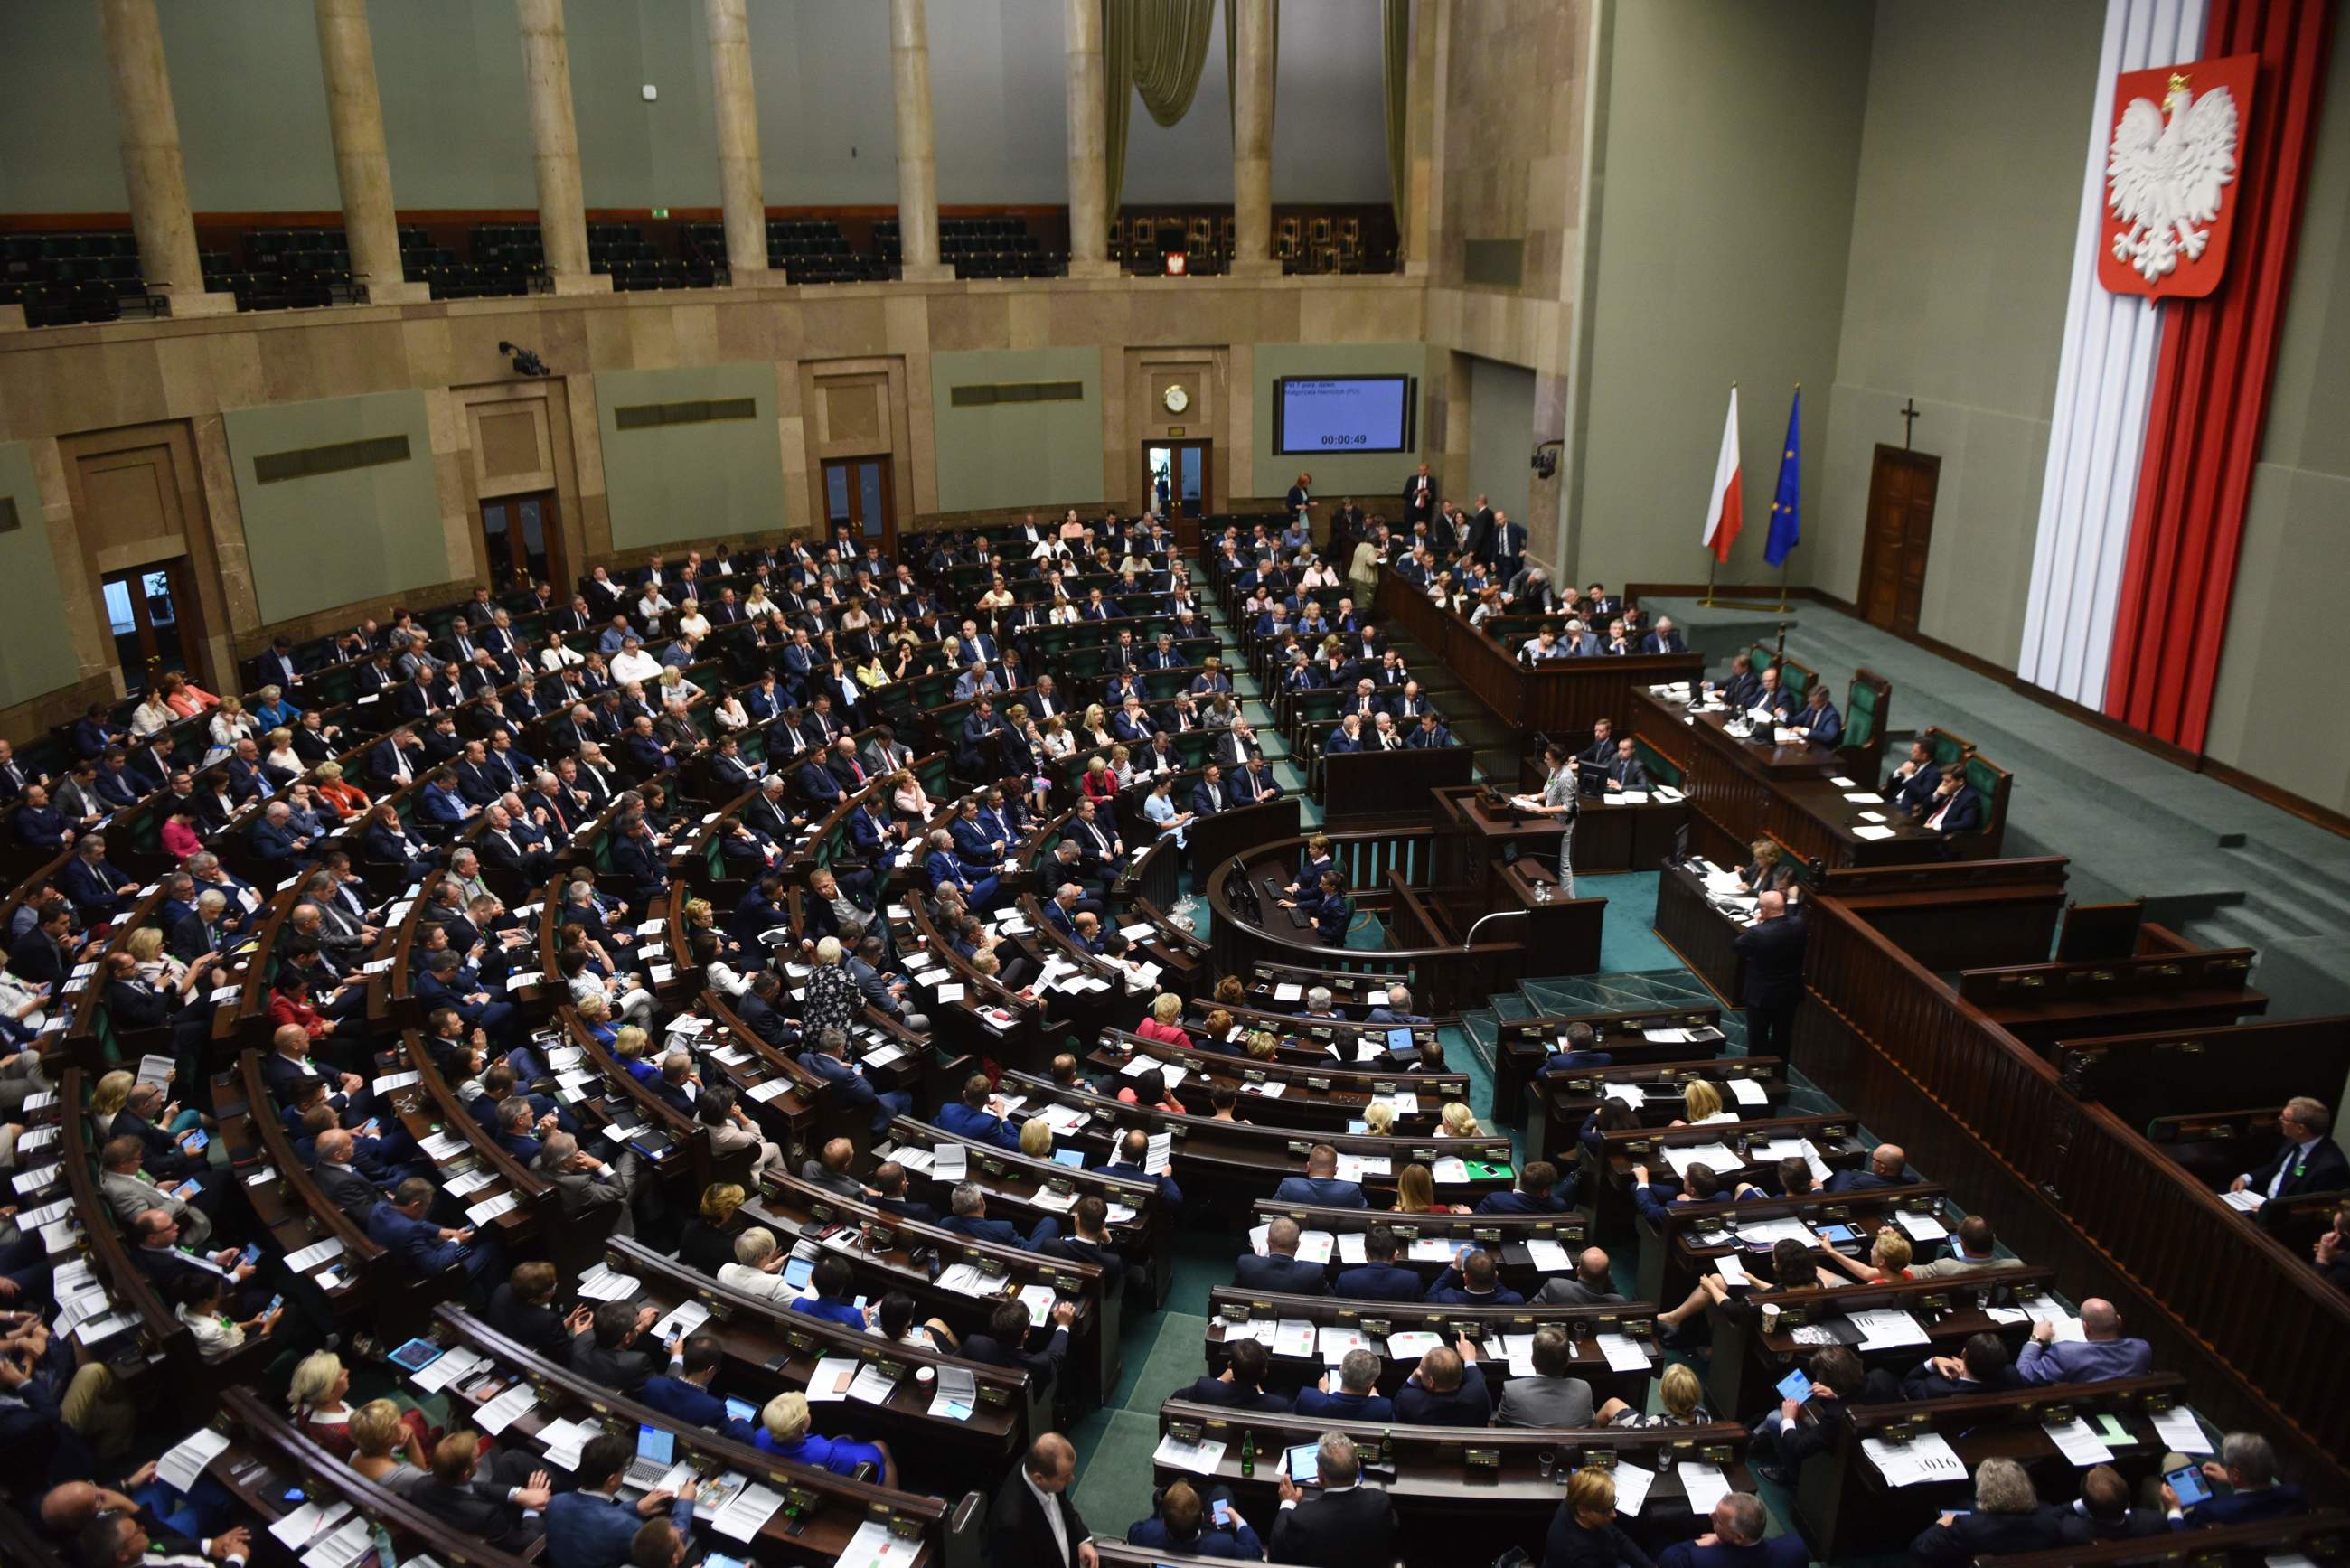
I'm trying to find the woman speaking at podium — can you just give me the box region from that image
[1509,741,1583,896]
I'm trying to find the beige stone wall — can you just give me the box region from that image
[0,273,1424,734]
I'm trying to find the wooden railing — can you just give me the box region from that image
[1796,892,2350,1497]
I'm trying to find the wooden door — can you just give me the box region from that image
[98,559,203,693]
[480,491,560,590]
[821,456,896,559]
[1858,446,1940,634]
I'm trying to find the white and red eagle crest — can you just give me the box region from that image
[2100,54,2259,300]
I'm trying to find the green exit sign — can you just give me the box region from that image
[650,207,669,219]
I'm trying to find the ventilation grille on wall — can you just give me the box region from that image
[948,381,1086,408]
[0,496,17,534]
[612,397,759,431]
[1462,238,1526,289]
[252,433,412,484]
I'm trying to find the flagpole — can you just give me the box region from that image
[1704,380,1735,606]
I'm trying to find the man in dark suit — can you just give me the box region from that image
[2232,1097,2350,1204]
[1332,1225,1424,1301]
[1731,890,1807,1058]
[1883,738,1941,815]
[1271,1433,1397,1567]
[1235,1216,1329,1295]
[1824,1142,1910,1193]
[1640,615,1688,654]
[569,1299,672,1394]
[1402,463,1436,526]
[1901,1330,2024,1400]
[986,1432,1095,1568]
[1659,1492,1808,1567]
[1394,1342,1491,1426]
[1177,1336,1292,1412]
[1919,763,1984,839]
[1603,737,1650,792]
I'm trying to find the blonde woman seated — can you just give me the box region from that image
[1673,1080,1734,1127]
[718,1225,800,1302]
[290,1349,435,1462]
[971,949,1035,1003]
[347,1398,431,1490]
[1079,705,1115,754]
[657,663,702,706]
[1039,714,1075,762]
[675,599,711,639]
[1245,1031,1281,1062]
[1438,1102,1480,1138]
[205,696,255,763]
[1595,1359,1712,1428]
[263,728,305,779]
[976,578,1015,615]
[1020,1117,1057,1160]
[1815,1225,1913,1284]
[1361,1101,1397,1136]
[126,926,186,990]
[890,767,935,822]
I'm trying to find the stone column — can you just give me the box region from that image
[98,0,232,316]
[703,0,773,286]
[516,0,607,294]
[314,0,428,304]
[1062,0,1118,278]
[1404,0,1449,277]
[1229,0,1278,277]
[888,0,952,282]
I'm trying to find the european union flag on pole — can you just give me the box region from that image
[1764,389,1802,568]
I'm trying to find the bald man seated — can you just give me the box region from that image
[1825,1141,1909,1193]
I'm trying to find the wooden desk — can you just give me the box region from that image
[1490,1009,1729,1131]
[1639,690,1954,869]
[1153,1396,1746,1561]
[1706,1264,2058,1422]
[1202,1287,1658,1410]
[1086,1029,1452,1136]
[1637,1183,1951,1314]
[1653,862,1746,1005]
[1528,1056,1791,1168]
[1797,1374,2187,1562]
[1321,744,1477,829]
[416,1305,954,1564]
[1433,781,1686,880]
[1239,1198,1590,1295]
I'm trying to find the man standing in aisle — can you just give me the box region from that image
[1733,889,1808,1056]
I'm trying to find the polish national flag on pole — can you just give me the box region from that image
[1702,386,1743,564]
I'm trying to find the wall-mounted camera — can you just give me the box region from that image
[497,341,551,378]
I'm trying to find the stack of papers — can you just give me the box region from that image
[577,1262,642,1300]
[473,1383,539,1435]
[1848,1309,1932,1349]
[928,1366,977,1421]
[711,1482,786,1544]
[1895,1210,1950,1242]
[1662,1143,1743,1178]
[2150,1404,2214,1454]
[1608,1460,1656,1516]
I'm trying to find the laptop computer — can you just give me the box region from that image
[623,1423,677,1492]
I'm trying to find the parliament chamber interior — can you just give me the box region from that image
[2,2,2349,1566]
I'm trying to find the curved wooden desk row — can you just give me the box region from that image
[409,1304,964,1566]
[1180,1000,1452,1076]
[1636,1181,1952,1308]
[1489,1008,1730,1126]
[1152,1395,1747,1558]
[745,1166,1122,1403]
[998,1068,1518,1203]
[1085,1028,1465,1134]
[1199,1286,1660,1412]
[1522,1056,1791,1168]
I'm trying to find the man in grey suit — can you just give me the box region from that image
[1533,1246,1629,1305]
[98,1134,212,1247]
[1234,1216,1330,1296]
[1493,1327,1595,1427]
[535,1131,640,1237]
[312,1130,386,1216]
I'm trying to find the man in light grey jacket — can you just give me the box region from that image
[98,1134,212,1248]
[1492,1327,1595,1428]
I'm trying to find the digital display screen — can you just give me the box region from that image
[1274,377,1415,455]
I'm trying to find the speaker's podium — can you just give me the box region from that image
[1427,785,1605,976]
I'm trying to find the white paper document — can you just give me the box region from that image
[1152,1432,1229,1474]
[473,1383,539,1435]
[1274,1319,1318,1357]
[1593,1332,1650,1372]
[1662,1142,1742,1178]
[1386,1330,1443,1359]
[1608,1460,1655,1516]
[2044,1419,2115,1466]
[711,1482,786,1543]
[1679,1462,1731,1515]
[2150,1404,2214,1455]
[155,1426,231,1494]
[1863,1432,1969,1487]
[1728,1077,1769,1106]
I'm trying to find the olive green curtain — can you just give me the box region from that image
[1382,0,1409,234]
[1104,0,1217,219]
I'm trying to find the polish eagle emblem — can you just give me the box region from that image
[2105,71,2239,284]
